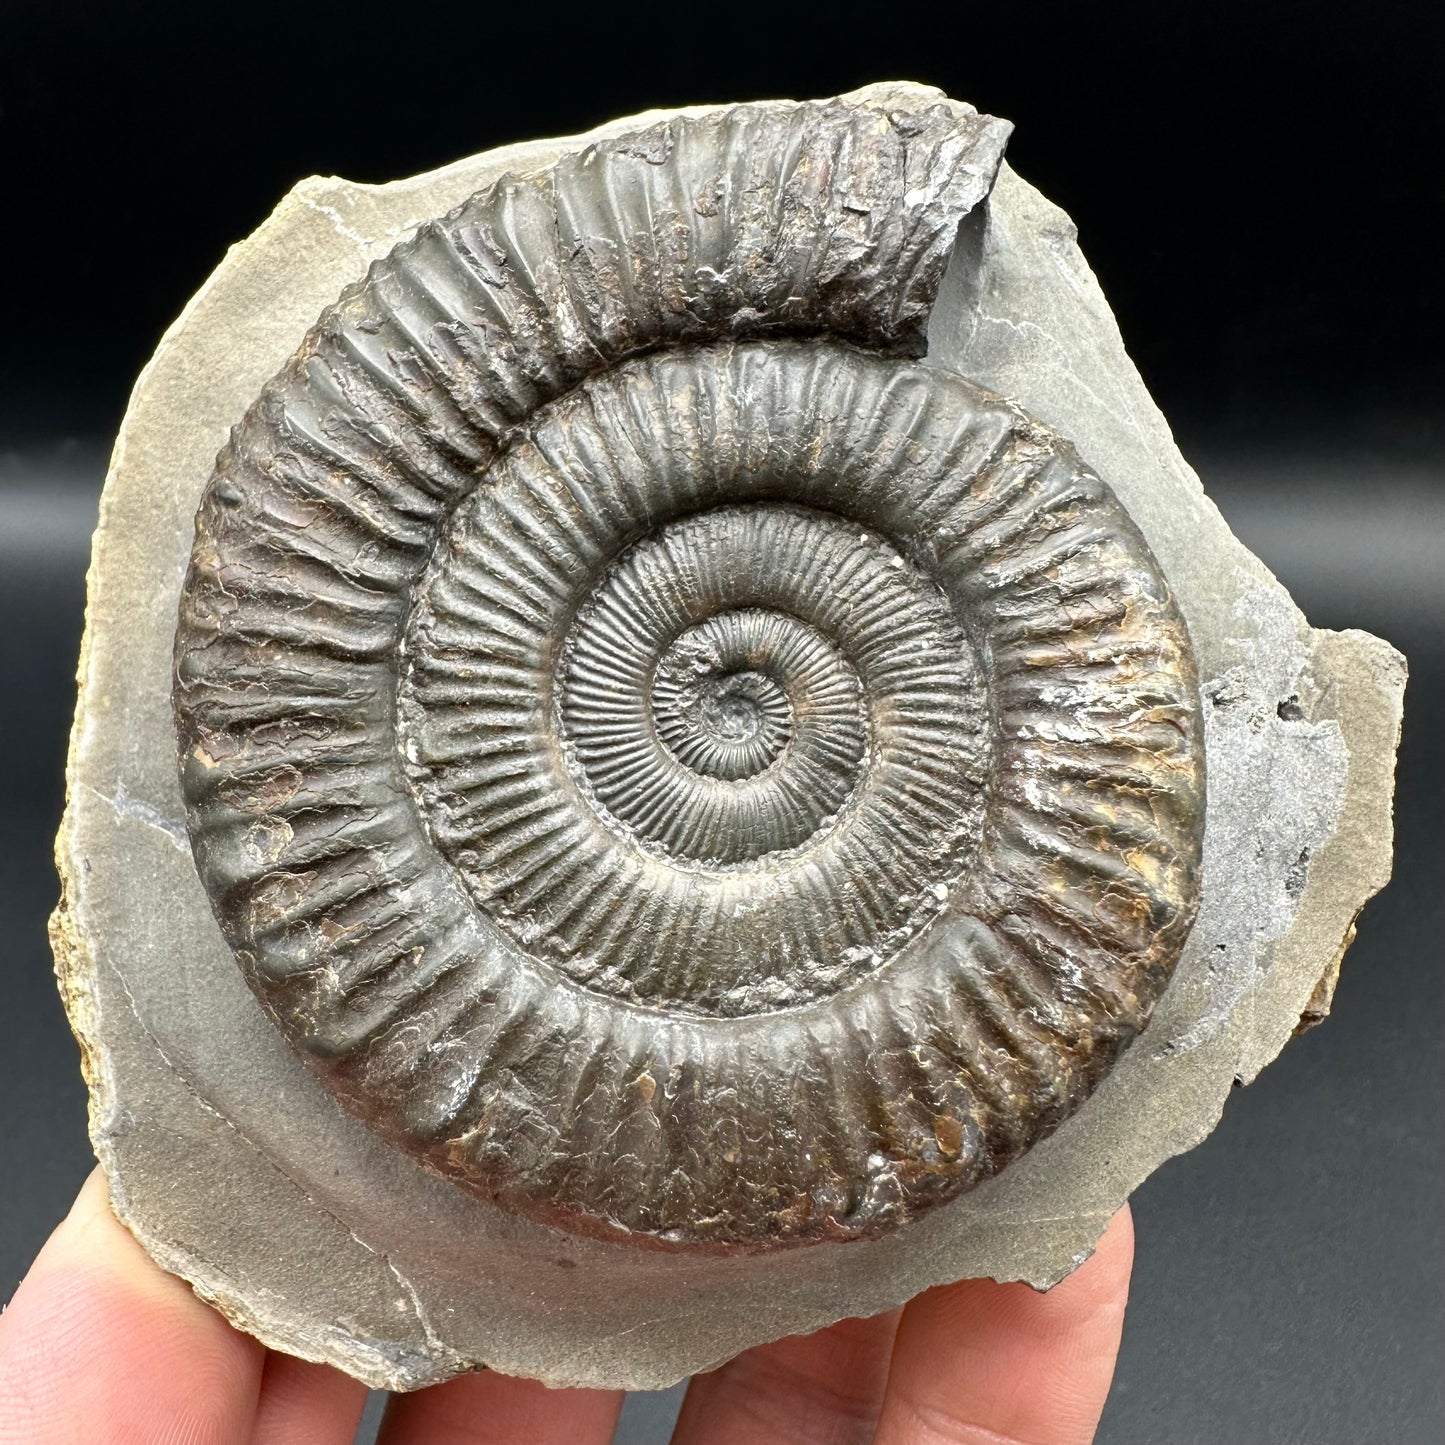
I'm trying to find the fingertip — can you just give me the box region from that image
[1031,1203,1135,1330]
[378,1370,624,1445]
[252,1352,371,1445]
[873,1205,1135,1445]
[0,1167,264,1445]
[670,1307,901,1445]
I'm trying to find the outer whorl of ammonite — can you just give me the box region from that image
[172,90,1206,1250]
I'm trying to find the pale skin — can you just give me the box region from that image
[0,1170,1132,1445]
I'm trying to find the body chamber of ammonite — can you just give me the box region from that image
[171,91,1203,1251]
[54,82,1402,1387]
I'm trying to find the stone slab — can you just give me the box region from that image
[51,83,1405,1389]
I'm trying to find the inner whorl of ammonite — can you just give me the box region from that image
[172,92,1206,1251]
[400,499,987,1013]
[562,519,878,862]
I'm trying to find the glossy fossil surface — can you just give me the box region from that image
[172,93,1204,1249]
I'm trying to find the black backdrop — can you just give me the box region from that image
[2,1,1442,453]
[1,4,1441,1442]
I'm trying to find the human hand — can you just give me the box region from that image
[0,1169,1132,1444]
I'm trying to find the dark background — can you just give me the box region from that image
[1,3,1440,1442]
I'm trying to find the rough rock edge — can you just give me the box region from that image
[1245,629,1405,1063]
[931,165,1407,1084]
[46,95,784,1394]
[47,83,1407,1390]
[51,879,467,1389]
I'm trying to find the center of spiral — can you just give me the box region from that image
[701,681,763,743]
[561,548,868,867]
[653,619,795,782]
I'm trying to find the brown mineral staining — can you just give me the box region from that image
[934,1116,964,1158]
[1295,922,1355,1035]
[218,765,302,815]
[171,92,1204,1251]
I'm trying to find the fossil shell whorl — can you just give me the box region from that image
[172,90,1206,1250]
[404,460,991,1017]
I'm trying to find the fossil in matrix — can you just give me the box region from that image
[55,84,1403,1386]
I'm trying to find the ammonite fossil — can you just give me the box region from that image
[171,91,1205,1250]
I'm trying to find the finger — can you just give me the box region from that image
[670,1308,901,1445]
[376,1370,622,1445]
[873,1204,1134,1445]
[249,1353,368,1445]
[0,1166,265,1445]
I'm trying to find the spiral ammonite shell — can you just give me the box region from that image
[173,91,1205,1250]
